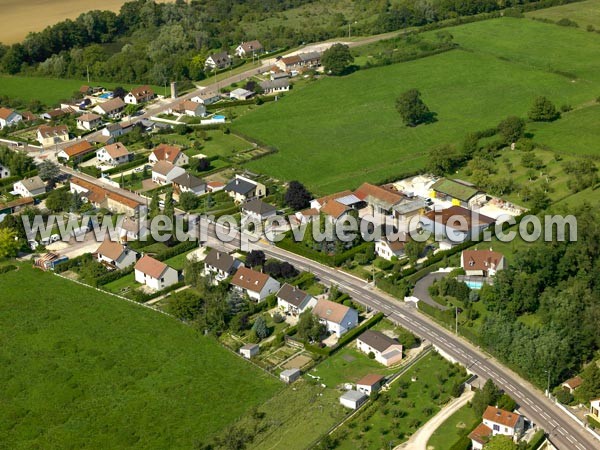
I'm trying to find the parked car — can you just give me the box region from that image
[28,240,39,250]
[41,237,51,246]
[50,234,61,243]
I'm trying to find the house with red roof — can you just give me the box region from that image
[149,143,189,167]
[230,266,280,302]
[461,249,506,277]
[134,255,178,290]
[469,406,525,450]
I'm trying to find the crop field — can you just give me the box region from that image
[0,75,162,106]
[236,17,600,194]
[526,0,600,29]
[0,265,280,449]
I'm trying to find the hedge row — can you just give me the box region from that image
[53,253,92,273]
[126,280,187,303]
[206,95,276,111]
[95,265,135,286]
[155,240,198,261]
[103,154,147,175]
[527,430,546,450]
[0,264,18,274]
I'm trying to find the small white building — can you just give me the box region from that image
[356,374,385,396]
[339,390,368,410]
[276,283,316,315]
[241,198,277,223]
[92,97,125,119]
[149,144,189,167]
[191,91,221,105]
[76,113,102,131]
[151,161,186,185]
[124,85,155,105]
[312,299,358,337]
[280,368,301,384]
[0,163,10,179]
[235,40,264,58]
[172,173,206,197]
[356,330,403,367]
[375,237,407,261]
[134,255,178,291]
[95,239,137,270]
[224,175,266,203]
[205,51,231,70]
[260,79,290,95]
[0,107,22,129]
[230,266,280,302]
[96,142,132,166]
[37,125,69,147]
[202,249,241,284]
[239,343,259,359]
[175,100,206,117]
[229,88,254,101]
[13,176,45,197]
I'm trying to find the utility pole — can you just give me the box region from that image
[455,306,458,335]
[545,369,551,397]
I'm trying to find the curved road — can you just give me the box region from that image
[201,221,598,450]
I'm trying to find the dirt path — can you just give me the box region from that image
[395,390,474,450]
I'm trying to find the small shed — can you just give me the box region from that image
[356,374,385,396]
[239,343,259,359]
[280,368,301,384]
[339,390,368,410]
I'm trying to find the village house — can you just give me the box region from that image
[239,343,259,359]
[134,255,179,290]
[76,113,103,131]
[235,40,264,58]
[96,142,132,166]
[276,283,316,315]
[589,399,600,422]
[171,172,206,198]
[230,88,254,101]
[102,123,126,139]
[430,178,486,209]
[356,374,385,396]
[0,107,22,129]
[422,206,495,248]
[276,55,302,72]
[224,175,266,203]
[354,182,418,229]
[469,406,525,450]
[0,197,34,215]
[70,177,142,216]
[298,51,322,67]
[205,51,231,70]
[280,368,302,384]
[312,298,358,337]
[0,163,10,179]
[151,161,186,185]
[230,266,281,302]
[202,248,241,284]
[241,198,277,224]
[561,376,583,394]
[294,208,320,225]
[149,143,189,167]
[124,85,155,105]
[207,180,225,193]
[95,239,138,270]
[117,217,148,242]
[41,107,73,120]
[57,140,95,162]
[93,97,125,119]
[13,176,46,197]
[461,249,506,277]
[339,390,368,410]
[37,125,69,147]
[191,91,221,105]
[174,100,206,117]
[270,71,290,81]
[260,78,290,95]
[21,111,37,122]
[375,235,408,261]
[309,190,362,223]
[356,330,403,366]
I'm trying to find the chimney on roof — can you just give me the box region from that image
[217,252,220,259]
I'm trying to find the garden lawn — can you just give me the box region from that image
[101,272,138,295]
[236,18,600,195]
[333,351,467,449]
[310,345,397,388]
[0,75,161,106]
[427,402,479,450]
[526,0,600,29]
[0,265,280,449]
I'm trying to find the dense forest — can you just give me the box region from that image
[0,0,579,85]
[479,207,600,392]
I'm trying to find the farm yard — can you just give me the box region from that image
[235,17,600,195]
[0,265,280,449]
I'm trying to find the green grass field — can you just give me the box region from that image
[0,265,280,449]
[527,104,600,156]
[526,0,600,29]
[236,17,600,194]
[427,402,479,450]
[0,75,163,106]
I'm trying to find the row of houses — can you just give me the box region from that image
[205,40,265,71]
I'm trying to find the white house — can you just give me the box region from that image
[469,406,525,450]
[149,143,189,167]
[176,100,206,117]
[202,249,241,284]
[124,85,155,105]
[13,176,45,197]
[117,217,148,242]
[239,343,259,359]
[229,88,254,100]
[260,79,290,95]
[280,368,301,384]
[172,172,206,198]
[0,163,10,179]
[241,198,277,224]
[461,249,506,277]
[230,266,280,302]
[37,125,69,147]
[134,255,178,290]
[151,161,186,185]
[356,330,403,367]
[375,236,407,261]
[93,97,125,119]
[102,123,125,138]
[205,51,231,70]
[95,239,137,270]
[96,142,132,166]
[224,175,266,203]
[276,283,316,315]
[235,40,264,58]
[76,113,102,131]
[339,390,368,410]
[356,374,385,396]
[590,399,600,422]
[0,107,22,129]
[191,91,221,105]
[312,299,358,337]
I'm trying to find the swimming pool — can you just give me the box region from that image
[465,280,484,290]
[99,92,113,99]
[213,115,225,120]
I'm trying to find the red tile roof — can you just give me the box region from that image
[425,206,494,232]
[482,406,521,428]
[152,144,183,164]
[468,423,492,445]
[354,182,403,208]
[461,249,504,272]
[135,255,168,278]
[312,299,351,324]
[63,140,94,158]
[356,373,385,387]
[231,266,270,293]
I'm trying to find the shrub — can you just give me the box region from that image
[368,351,375,359]
[272,312,284,323]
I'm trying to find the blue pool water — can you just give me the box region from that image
[213,115,225,120]
[465,280,484,290]
[99,92,113,99]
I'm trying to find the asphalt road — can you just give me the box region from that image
[200,220,598,450]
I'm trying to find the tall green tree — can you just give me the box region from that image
[497,116,525,144]
[252,316,270,340]
[484,435,518,450]
[396,89,434,126]
[528,96,560,122]
[0,228,20,258]
[297,310,325,342]
[321,43,354,75]
[149,191,160,219]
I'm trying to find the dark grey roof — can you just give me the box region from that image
[172,172,206,189]
[299,51,322,61]
[260,79,290,90]
[242,198,276,216]
[358,330,399,353]
[224,177,256,195]
[204,248,237,273]
[105,123,122,132]
[277,283,310,308]
[272,72,290,80]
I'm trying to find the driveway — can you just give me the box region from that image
[413,272,449,311]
